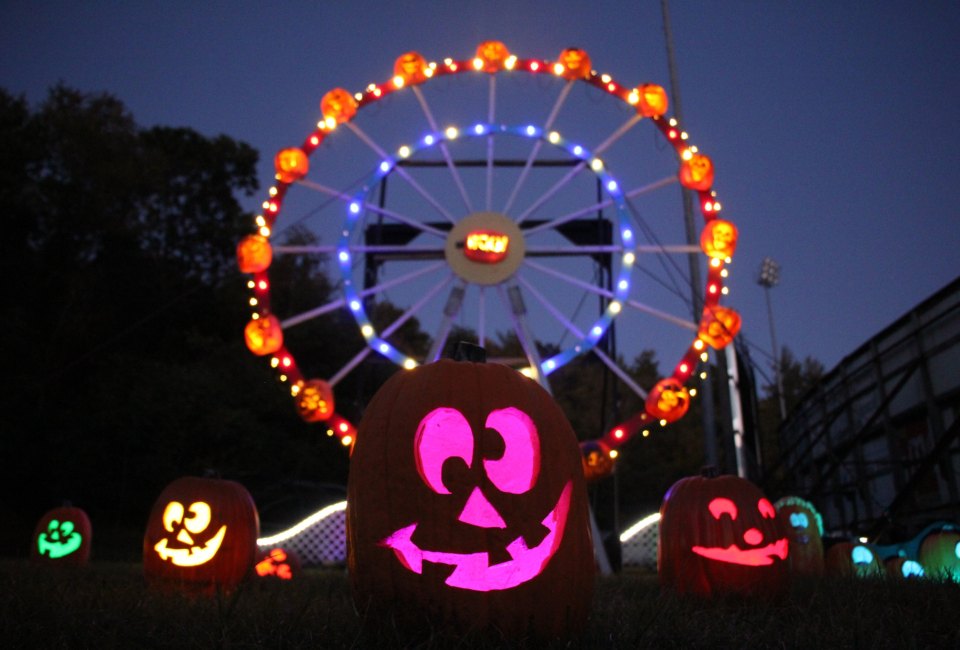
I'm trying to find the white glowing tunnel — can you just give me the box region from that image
[257,501,660,569]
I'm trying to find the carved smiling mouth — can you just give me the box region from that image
[154,525,227,567]
[381,482,572,592]
[692,537,789,566]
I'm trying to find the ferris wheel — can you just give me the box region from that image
[237,42,741,474]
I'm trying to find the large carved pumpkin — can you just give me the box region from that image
[774,496,824,577]
[658,469,788,597]
[30,505,92,567]
[143,476,259,593]
[347,358,594,639]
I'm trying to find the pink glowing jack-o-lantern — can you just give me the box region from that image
[347,358,593,639]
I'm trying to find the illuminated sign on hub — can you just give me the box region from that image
[463,230,510,264]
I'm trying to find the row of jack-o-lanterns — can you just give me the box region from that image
[27,359,960,639]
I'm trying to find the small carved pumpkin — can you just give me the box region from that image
[679,152,714,191]
[394,51,429,85]
[557,47,591,80]
[244,315,283,356]
[645,378,690,423]
[580,440,615,482]
[658,469,788,597]
[255,547,301,581]
[774,496,824,576]
[919,530,960,582]
[636,83,668,117]
[825,542,883,578]
[320,88,358,125]
[237,235,273,274]
[475,40,510,72]
[700,219,738,259]
[348,358,594,639]
[884,556,925,579]
[143,476,259,593]
[698,306,742,350]
[295,379,335,422]
[274,147,309,184]
[30,505,92,567]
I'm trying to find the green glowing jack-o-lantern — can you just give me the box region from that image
[348,357,594,640]
[774,496,824,577]
[31,506,92,566]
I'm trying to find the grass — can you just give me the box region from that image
[2,559,959,648]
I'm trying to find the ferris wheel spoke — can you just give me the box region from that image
[514,160,588,225]
[497,284,551,391]
[525,244,624,255]
[590,346,649,400]
[477,285,486,350]
[358,261,447,300]
[625,298,699,332]
[347,245,445,256]
[425,282,467,362]
[485,75,496,211]
[273,244,337,255]
[523,259,615,300]
[345,122,457,224]
[412,86,474,214]
[625,175,679,200]
[592,113,643,156]
[379,272,455,339]
[329,346,373,387]
[281,297,347,329]
[502,80,575,215]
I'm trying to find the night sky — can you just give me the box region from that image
[3,1,958,382]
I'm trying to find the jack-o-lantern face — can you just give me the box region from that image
[698,306,741,350]
[774,496,824,576]
[31,506,92,566]
[557,47,591,79]
[295,379,334,422]
[274,147,309,184]
[237,234,273,274]
[320,88,358,125]
[825,542,883,578]
[700,219,738,259]
[153,501,226,567]
[255,547,300,580]
[244,314,283,356]
[143,476,259,593]
[679,152,714,191]
[580,440,615,482]
[394,51,428,85]
[348,359,593,638]
[646,378,690,422]
[475,40,510,72]
[659,471,789,597]
[636,83,668,117]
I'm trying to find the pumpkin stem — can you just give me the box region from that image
[700,465,720,479]
[452,341,486,363]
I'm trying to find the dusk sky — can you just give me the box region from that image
[4,1,958,387]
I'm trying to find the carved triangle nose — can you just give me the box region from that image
[457,486,507,529]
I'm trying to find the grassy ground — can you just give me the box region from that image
[2,559,959,648]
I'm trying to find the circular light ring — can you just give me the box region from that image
[337,123,633,375]
[244,45,736,449]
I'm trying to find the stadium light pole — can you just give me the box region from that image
[758,257,787,420]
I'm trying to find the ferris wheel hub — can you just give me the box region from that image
[445,211,526,286]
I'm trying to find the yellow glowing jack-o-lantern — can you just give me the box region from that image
[320,88,358,125]
[394,51,429,85]
[646,378,690,423]
[295,378,335,422]
[636,83,669,117]
[557,47,592,80]
[476,40,510,72]
[236,234,273,274]
[274,147,309,184]
[700,219,738,259]
[153,501,226,567]
[244,315,283,356]
[679,152,715,191]
[699,306,742,350]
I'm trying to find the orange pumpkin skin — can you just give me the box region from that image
[347,359,594,639]
[30,505,93,567]
[658,472,789,597]
[143,476,260,594]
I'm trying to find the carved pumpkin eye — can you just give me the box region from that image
[707,497,738,520]
[59,520,75,536]
[415,407,474,494]
[758,498,776,519]
[184,502,212,534]
[483,407,540,494]
[789,512,810,529]
[162,501,185,533]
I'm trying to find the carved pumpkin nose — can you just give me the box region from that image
[177,529,195,545]
[458,486,507,529]
[743,528,763,546]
